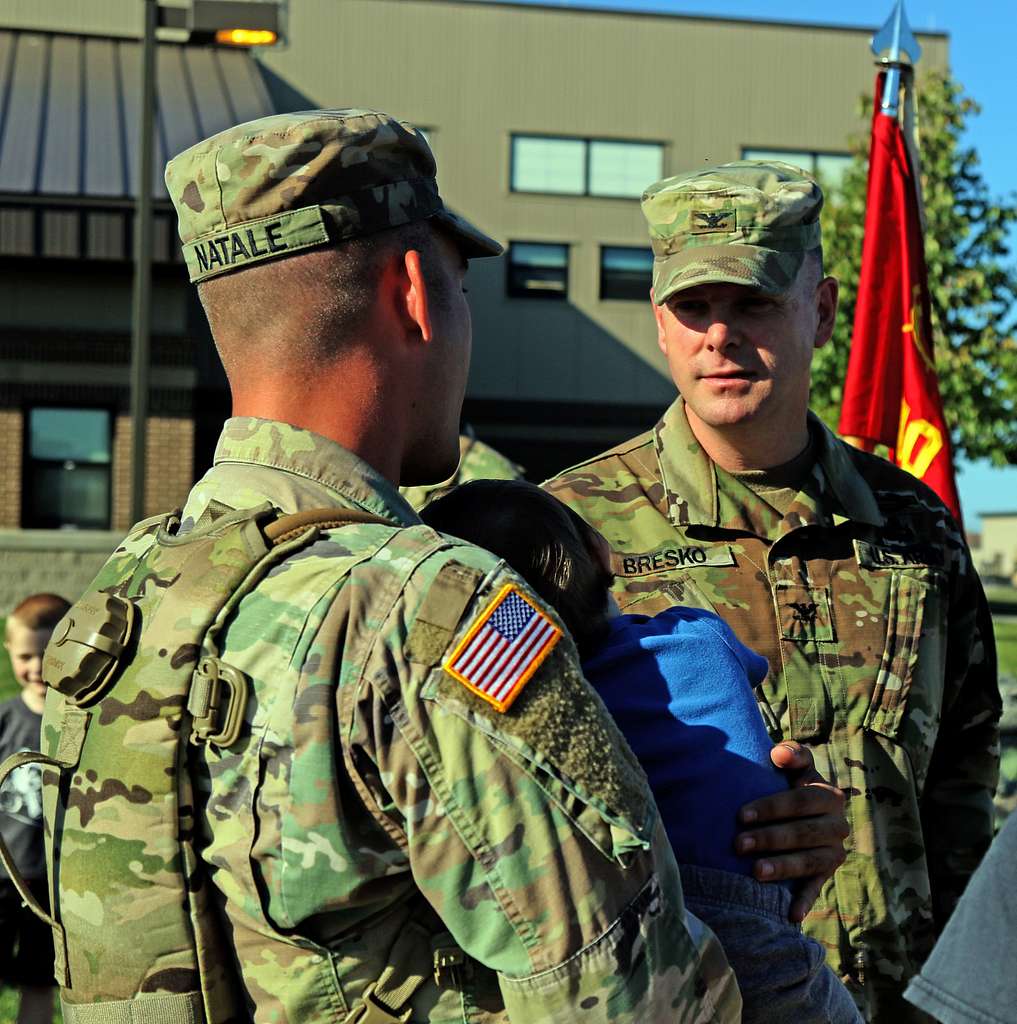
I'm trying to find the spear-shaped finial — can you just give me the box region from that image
[871,0,922,117]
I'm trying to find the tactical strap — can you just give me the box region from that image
[263,506,396,546]
[61,991,204,1024]
[348,924,462,1024]
[0,737,85,987]
[0,749,68,928]
[187,657,249,747]
[186,506,397,749]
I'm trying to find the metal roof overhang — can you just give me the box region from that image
[0,28,276,262]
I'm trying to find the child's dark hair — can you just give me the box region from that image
[420,480,613,656]
[7,593,70,633]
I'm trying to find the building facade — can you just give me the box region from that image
[0,0,949,546]
[975,512,1017,584]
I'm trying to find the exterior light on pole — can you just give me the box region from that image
[129,0,280,525]
[214,27,278,46]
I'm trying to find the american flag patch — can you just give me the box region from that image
[444,584,561,712]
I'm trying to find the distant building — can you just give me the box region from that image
[0,0,949,533]
[976,512,1017,583]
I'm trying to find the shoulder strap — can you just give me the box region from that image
[264,507,398,546]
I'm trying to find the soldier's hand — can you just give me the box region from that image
[735,741,848,923]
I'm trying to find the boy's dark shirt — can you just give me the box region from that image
[0,697,45,880]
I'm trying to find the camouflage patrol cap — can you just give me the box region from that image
[165,108,502,283]
[641,160,824,304]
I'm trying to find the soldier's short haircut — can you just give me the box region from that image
[421,480,613,657]
[6,593,70,635]
[197,220,449,376]
[804,246,825,284]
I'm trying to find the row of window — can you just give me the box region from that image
[507,135,852,199]
[507,242,652,301]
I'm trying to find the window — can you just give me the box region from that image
[741,148,853,190]
[511,135,664,198]
[23,407,112,529]
[600,246,654,301]
[512,137,586,195]
[507,242,569,299]
[588,141,663,198]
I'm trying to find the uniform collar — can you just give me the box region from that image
[183,416,420,527]
[653,399,884,533]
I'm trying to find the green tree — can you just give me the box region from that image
[813,70,1017,465]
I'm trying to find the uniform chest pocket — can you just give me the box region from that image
[863,572,931,742]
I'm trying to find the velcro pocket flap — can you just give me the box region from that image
[864,573,928,739]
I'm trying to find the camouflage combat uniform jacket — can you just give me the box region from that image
[176,416,740,1024]
[547,399,1000,1024]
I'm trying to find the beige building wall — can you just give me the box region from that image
[977,514,1017,582]
[254,0,948,411]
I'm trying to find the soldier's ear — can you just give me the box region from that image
[400,248,436,344]
[652,297,669,355]
[813,276,839,350]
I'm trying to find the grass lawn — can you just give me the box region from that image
[996,617,1017,679]
[0,985,60,1023]
[986,583,1017,607]
[0,620,13,701]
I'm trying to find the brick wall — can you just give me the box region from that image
[112,414,195,530]
[0,409,22,528]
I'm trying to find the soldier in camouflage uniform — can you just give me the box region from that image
[400,428,524,511]
[155,109,746,1023]
[547,162,1001,1024]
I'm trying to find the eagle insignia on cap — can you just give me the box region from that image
[691,209,736,233]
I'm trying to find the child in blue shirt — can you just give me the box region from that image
[421,479,859,1024]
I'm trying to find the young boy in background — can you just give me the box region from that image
[421,481,858,1024]
[1,593,69,1024]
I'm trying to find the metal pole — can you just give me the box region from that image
[130,0,157,524]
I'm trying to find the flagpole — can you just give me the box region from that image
[843,0,923,457]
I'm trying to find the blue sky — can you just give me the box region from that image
[485,0,1017,529]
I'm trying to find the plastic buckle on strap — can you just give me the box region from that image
[188,657,248,748]
[346,983,412,1024]
[433,947,465,988]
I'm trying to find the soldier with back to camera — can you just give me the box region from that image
[547,161,1001,1023]
[29,109,739,1024]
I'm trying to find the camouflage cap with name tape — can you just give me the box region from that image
[165,108,502,283]
[641,160,824,303]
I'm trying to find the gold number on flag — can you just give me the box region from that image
[897,399,943,479]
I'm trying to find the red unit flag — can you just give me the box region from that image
[839,72,962,523]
